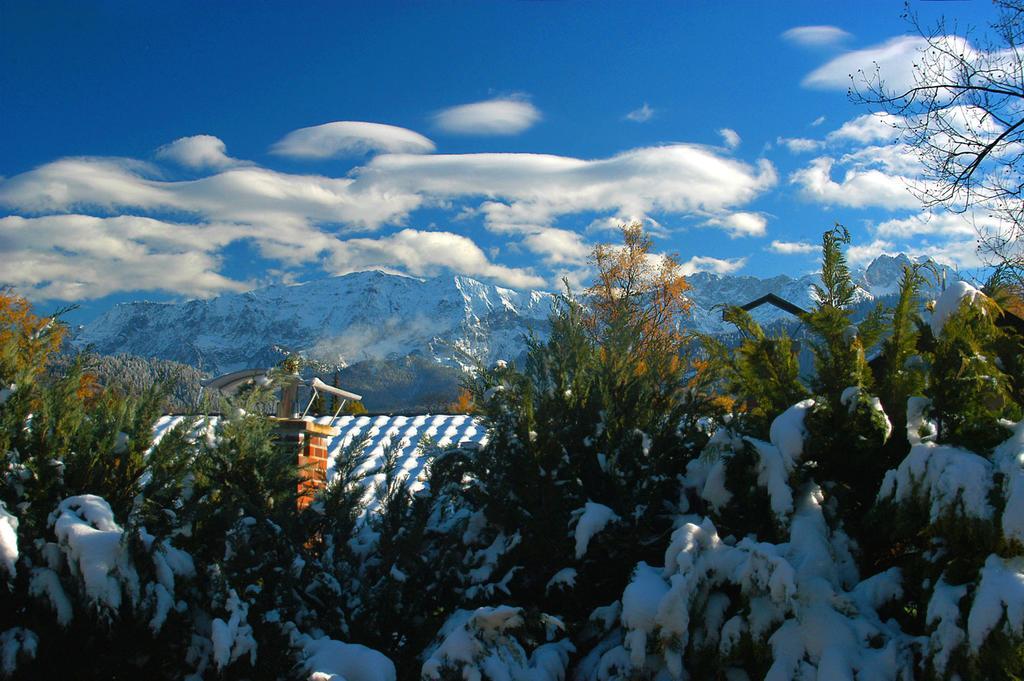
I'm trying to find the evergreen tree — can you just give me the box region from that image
[704,305,807,438]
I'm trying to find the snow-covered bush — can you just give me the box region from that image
[423,606,573,681]
[865,282,1024,680]
[582,488,913,680]
[0,292,395,679]
[4,228,1024,680]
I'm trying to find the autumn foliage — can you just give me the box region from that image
[585,223,694,415]
[0,291,66,381]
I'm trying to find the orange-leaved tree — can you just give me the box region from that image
[0,290,67,381]
[584,223,693,415]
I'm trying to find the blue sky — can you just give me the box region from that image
[0,1,1002,321]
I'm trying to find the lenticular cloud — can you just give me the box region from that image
[271,121,436,159]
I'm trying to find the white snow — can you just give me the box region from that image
[319,414,487,507]
[745,438,795,523]
[967,554,1024,651]
[930,280,982,337]
[546,568,578,593]
[769,399,815,466]
[423,606,573,681]
[0,628,37,675]
[49,495,128,611]
[621,562,670,668]
[905,396,936,445]
[28,568,73,626]
[877,443,994,523]
[302,636,396,681]
[840,388,892,442]
[926,578,967,675]
[0,502,17,578]
[152,413,487,517]
[594,488,914,680]
[994,419,1024,545]
[210,588,257,670]
[689,427,744,511]
[574,502,619,560]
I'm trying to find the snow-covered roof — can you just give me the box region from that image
[152,413,487,508]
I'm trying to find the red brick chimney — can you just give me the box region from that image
[274,418,339,510]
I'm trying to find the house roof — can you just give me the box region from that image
[151,413,487,513]
[738,293,809,318]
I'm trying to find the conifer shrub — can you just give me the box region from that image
[433,225,722,670]
[5,213,1024,681]
[0,293,404,679]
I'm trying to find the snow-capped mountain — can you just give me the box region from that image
[74,254,953,377]
[75,271,555,375]
[688,253,953,334]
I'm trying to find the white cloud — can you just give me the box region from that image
[0,142,776,298]
[777,137,824,154]
[790,156,920,209]
[846,238,897,266]
[271,121,435,159]
[626,103,655,123]
[520,227,590,265]
[356,145,777,231]
[811,116,826,127]
[719,128,741,149]
[826,112,902,144]
[873,210,986,239]
[550,266,593,292]
[1,145,776,238]
[0,157,414,233]
[782,25,852,48]
[0,210,545,299]
[768,240,818,255]
[679,255,747,276]
[0,214,251,300]
[703,211,767,238]
[433,97,541,135]
[585,215,663,236]
[803,35,979,92]
[327,228,544,289]
[915,238,985,269]
[156,135,246,170]
[846,232,984,269]
[838,143,923,176]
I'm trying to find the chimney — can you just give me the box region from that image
[274,418,339,510]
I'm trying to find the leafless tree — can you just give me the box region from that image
[852,1,1024,286]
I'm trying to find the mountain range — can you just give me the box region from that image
[72,254,953,410]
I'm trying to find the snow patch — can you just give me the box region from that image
[930,280,982,337]
[0,502,17,578]
[596,488,914,680]
[546,568,577,593]
[994,419,1024,546]
[422,606,573,681]
[574,502,619,560]
[926,578,967,675]
[302,636,396,681]
[967,555,1024,651]
[210,589,257,670]
[49,495,130,611]
[769,399,815,466]
[0,628,37,675]
[877,443,994,523]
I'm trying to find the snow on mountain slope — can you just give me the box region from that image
[688,253,953,334]
[75,255,954,377]
[75,271,555,375]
